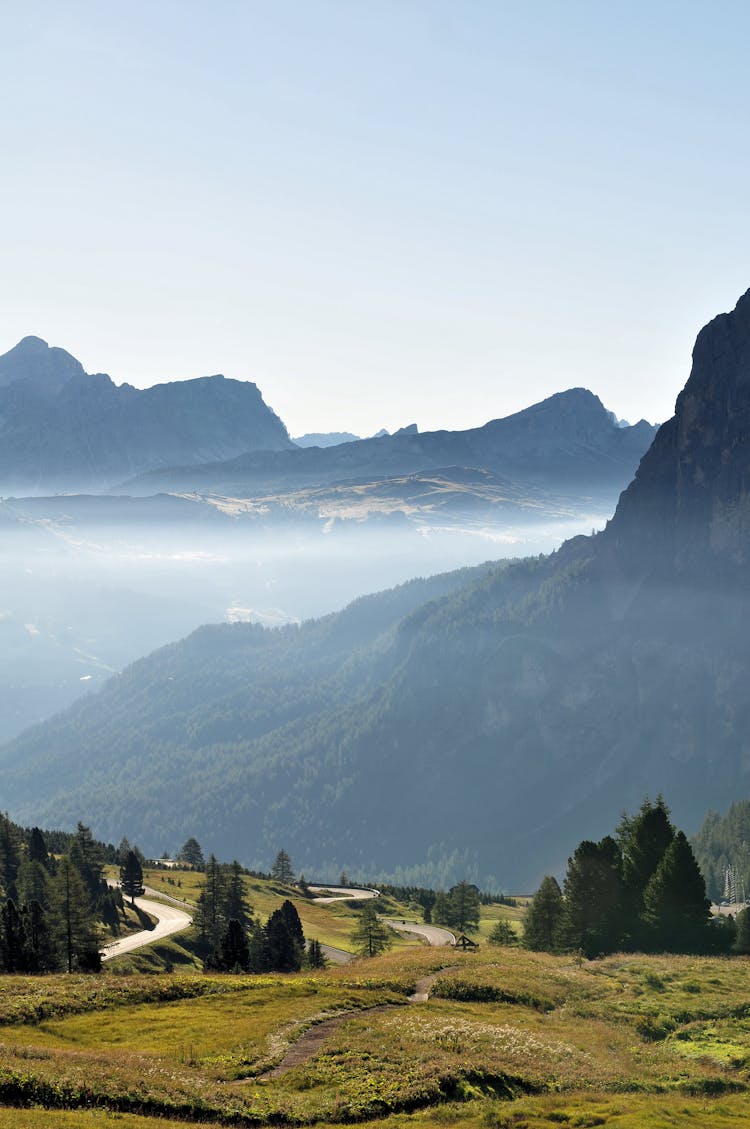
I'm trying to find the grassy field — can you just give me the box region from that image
[1,943,750,1126]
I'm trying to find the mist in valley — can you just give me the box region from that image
[0,497,612,744]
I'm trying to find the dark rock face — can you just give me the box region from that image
[607,288,750,576]
[0,337,293,490]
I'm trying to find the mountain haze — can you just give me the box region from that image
[122,387,656,499]
[2,291,745,886]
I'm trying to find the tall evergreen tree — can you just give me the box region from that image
[351,902,391,957]
[271,849,295,884]
[279,899,304,949]
[306,938,326,967]
[22,900,56,973]
[523,876,564,952]
[179,837,204,868]
[69,823,105,905]
[28,827,50,868]
[0,899,26,972]
[196,854,227,952]
[119,850,145,906]
[0,815,21,902]
[50,856,100,973]
[16,857,51,912]
[446,881,481,933]
[208,918,251,972]
[223,861,253,930]
[265,907,303,970]
[562,836,625,957]
[642,831,711,951]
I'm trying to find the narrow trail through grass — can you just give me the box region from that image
[261,967,459,1079]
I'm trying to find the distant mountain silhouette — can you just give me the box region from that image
[0,337,292,491]
[121,387,657,500]
[293,431,362,447]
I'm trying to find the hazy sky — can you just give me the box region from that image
[2,1,750,436]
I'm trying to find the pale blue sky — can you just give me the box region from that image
[2,1,749,435]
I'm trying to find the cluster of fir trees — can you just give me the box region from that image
[431,881,481,933]
[195,854,323,972]
[524,797,725,958]
[0,817,119,973]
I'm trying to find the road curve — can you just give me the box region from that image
[383,919,456,946]
[102,895,192,961]
[309,885,379,904]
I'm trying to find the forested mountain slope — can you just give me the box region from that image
[2,291,749,888]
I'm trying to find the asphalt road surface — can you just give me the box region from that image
[101,895,193,961]
[383,919,456,946]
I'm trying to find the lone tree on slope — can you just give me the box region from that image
[119,850,145,907]
[271,849,295,884]
[352,903,392,957]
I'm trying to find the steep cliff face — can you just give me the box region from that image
[606,288,750,576]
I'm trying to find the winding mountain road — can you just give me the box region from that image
[383,919,456,946]
[308,885,380,904]
[101,895,192,961]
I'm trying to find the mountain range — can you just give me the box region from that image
[120,387,656,501]
[1,291,748,887]
[0,336,292,492]
[0,334,656,506]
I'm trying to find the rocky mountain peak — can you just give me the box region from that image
[0,336,86,393]
[606,288,750,575]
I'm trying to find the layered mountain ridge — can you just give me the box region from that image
[2,291,744,886]
[122,386,656,499]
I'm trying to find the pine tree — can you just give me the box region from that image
[210,919,250,972]
[69,823,105,906]
[432,891,450,925]
[642,831,711,951]
[271,849,295,884]
[50,856,100,973]
[306,938,326,967]
[247,921,269,972]
[0,899,26,972]
[265,907,303,971]
[28,827,50,868]
[195,855,227,953]
[16,857,51,911]
[488,919,517,945]
[562,836,625,957]
[446,881,481,933]
[352,902,391,957]
[0,815,21,902]
[22,900,56,972]
[119,850,145,906]
[279,899,304,949]
[523,876,564,952]
[223,861,253,930]
[178,838,204,869]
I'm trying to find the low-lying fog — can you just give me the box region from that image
[0,505,611,743]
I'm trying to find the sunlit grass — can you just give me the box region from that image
[3,938,750,1124]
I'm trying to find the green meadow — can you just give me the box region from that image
[1,940,750,1127]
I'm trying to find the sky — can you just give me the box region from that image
[2,1,750,437]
